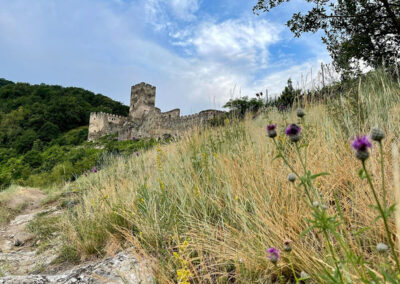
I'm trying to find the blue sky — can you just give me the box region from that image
[0,0,330,114]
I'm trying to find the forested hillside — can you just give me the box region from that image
[0,78,130,188]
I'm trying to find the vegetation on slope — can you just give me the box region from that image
[0,78,130,189]
[55,69,400,282]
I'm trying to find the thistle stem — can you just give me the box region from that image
[379,142,387,208]
[322,228,344,284]
[272,139,313,204]
[362,160,400,272]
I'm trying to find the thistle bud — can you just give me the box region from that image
[296,108,305,118]
[287,173,296,183]
[370,127,385,142]
[300,271,310,280]
[266,124,277,138]
[283,239,292,252]
[376,242,388,253]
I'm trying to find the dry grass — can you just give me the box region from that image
[59,70,400,282]
[0,186,45,225]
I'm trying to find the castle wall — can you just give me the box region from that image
[143,109,225,138]
[88,82,225,142]
[88,112,127,141]
[160,109,180,119]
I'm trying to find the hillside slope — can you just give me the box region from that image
[0,79,129,188]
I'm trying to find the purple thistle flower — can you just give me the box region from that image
[132,136,136,141]
[285,124,301,143]
[92,167,98,173]
[351,136,372,151]
[279,105,286,111]
[267,247,280,264]
[266,124,277,138]
[135,152,140,157]
[351,136,372,161]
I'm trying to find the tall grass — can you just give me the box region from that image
[60,70,400,282]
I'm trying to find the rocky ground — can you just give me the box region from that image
[0,188,151,283]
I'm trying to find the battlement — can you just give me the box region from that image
[131,82,156,91]
[90,112,127,120]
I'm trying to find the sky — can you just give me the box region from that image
[0,0,331,114]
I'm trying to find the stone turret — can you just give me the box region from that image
[130,83,156,120]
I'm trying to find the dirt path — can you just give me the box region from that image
[0,188,59,276]
[0,187,152,283]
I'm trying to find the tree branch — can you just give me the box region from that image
[378,0,400,35]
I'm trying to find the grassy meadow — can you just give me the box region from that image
[48,70,400,282]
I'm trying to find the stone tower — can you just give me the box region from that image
[129,82,156,120]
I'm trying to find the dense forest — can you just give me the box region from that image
[0,78,150,189]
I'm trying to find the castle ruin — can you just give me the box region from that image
[88,82,225,141]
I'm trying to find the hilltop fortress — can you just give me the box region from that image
[88,82,225,141]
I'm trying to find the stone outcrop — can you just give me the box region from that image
[88,82,224,141]
[0,251,152,283]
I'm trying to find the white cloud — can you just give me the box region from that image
[169,0,199,20]
[252,55,335,97]
[174,19,282,71]
[144,0,199,28]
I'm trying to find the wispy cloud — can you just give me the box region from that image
[144,0,200,30]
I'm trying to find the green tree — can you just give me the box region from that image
[253,0,400,74]
[38,122,60,142]
[14,130,37,153]
[23,150,43,168]
[275,78,301,107]
[223,96,264,117]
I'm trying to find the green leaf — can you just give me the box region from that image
[358,168,367,179]
[272,154,282,162]
[310,172,330,180]
[299,226,314,238]
[352,227,370,236]
[299,143,309,149]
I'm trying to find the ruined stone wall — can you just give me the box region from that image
[145,109,225,138]
[114,109,224,140]
[160,109,180,120]
[88,112,127,141]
